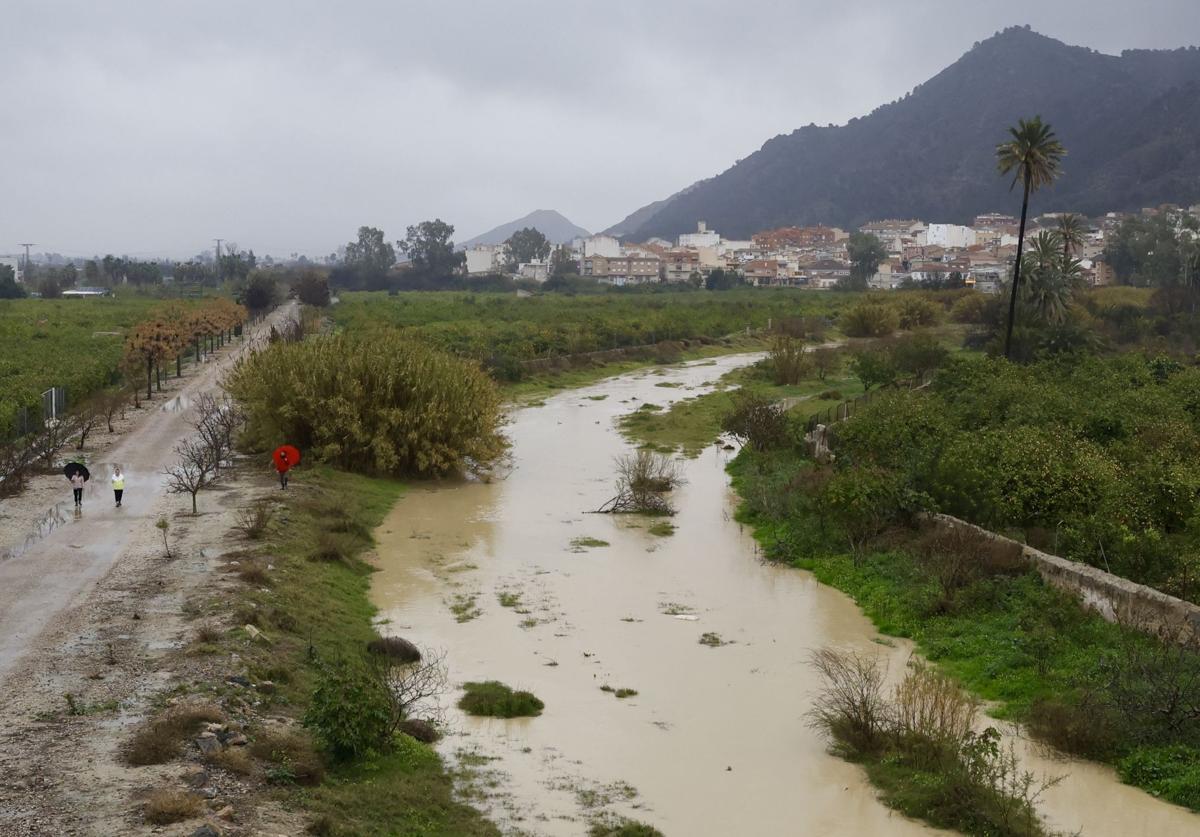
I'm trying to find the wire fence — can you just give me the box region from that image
[804,372,933,433]
[3,387,67,443]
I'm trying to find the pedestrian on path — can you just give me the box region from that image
[111,466,125,508]
[69,472,85,507]
[276,449,290,489]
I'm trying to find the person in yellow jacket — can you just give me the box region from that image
[111,465,125,508]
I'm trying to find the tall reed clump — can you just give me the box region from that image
[226,332,506,477]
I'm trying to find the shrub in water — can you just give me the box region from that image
[458,681,544,718]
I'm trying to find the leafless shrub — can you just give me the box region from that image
[96,387,130,433]
[0,440,31,498]
[235,499,273,539]
[31,414,79,469]
[916,525,991,609]
[596,450,684,515]
[807,648,888,755]
[1095,629,1200,745]
[164,437,219,514]
[194,392,244,472]
[74,400,102,450]
[892,661,978,744]
[370,646,450,734]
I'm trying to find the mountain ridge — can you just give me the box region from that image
[608,27,1200,241]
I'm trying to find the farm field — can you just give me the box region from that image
[0,295,200,436]
[331,289,863,381]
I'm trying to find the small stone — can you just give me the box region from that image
[190,825,221,837]
[225,675,251,688]
[215,806,235,821]
[205,722,225,733]
[196,732,222,756]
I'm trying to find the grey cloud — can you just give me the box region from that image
[2,0,1197,257]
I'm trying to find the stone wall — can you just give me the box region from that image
[923,512,1200,645]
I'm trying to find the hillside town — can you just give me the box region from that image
[464,204,1200,291]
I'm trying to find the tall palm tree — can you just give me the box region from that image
[1056,213,1087,265]
[996,117,1066,359]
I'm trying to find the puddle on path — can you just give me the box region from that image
[372,354,1198,836]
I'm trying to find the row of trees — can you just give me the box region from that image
[123,298,247,399]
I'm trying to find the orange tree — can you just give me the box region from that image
[124,319,180,398]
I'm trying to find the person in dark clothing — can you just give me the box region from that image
[69,472,85,507]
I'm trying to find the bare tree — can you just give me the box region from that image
[96,387,130,434]
[0,440,31,498]
[370,646,450,735]
[32,414,80,469]
[74,400,102,451]
[164,437,218,514]
[194,392,246,472]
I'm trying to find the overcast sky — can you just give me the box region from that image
[3,1,1198,259]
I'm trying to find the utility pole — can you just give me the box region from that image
[18,243,34,282]
[213,238,223,283]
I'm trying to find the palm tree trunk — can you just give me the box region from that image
[1004,173,1032,360]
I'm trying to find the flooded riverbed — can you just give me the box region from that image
[371,354,1198,836]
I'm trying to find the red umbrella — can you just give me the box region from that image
[272,445,301,472]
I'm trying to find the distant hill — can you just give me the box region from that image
[609,27,1200,241]
[460,210,590,248]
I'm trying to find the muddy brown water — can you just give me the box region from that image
[371,354,1198,836]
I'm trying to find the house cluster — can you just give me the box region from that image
[463,203,1200,291]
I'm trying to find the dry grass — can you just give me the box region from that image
[193,621,223,644]
[206,745,255,776]
[235,499,274,540]
[125,703,224,766]
[249,726,325,785]
[237,560,271,586]
[143,788,203,824]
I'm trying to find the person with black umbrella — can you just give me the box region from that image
[64,462,90,508]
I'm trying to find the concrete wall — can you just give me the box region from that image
[923,513,1200,644]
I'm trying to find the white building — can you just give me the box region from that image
[465,244,506,275]
[578,235,621,258]
[0,256,22,283]
[922,224,977,249]
[517,260,550,282]
[678,221,720,249]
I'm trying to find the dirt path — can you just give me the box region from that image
[0,303,298,836]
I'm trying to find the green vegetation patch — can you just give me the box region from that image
[570,536,610,551]
[458,681,544,718]
[188,465,498,835]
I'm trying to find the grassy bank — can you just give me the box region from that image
[618,360,863,455]
[728,448,1200,819]
[206,466,499,836]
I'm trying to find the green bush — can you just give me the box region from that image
[1117,746,1200,810]
[840,301,899,338]
[896,296,940,329]
[457,681,544,718]
[304,661,393,760]
[950,292,989,324]
[228,331,505,477]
